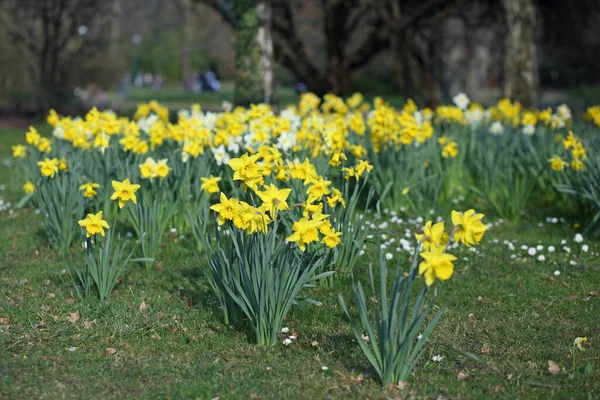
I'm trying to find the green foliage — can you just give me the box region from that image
[325,176,379,280]
[191,211,333,345]
[127,189,174,268]
[339,249,445,385]
[34,173,85,252]
[72,226,149,302]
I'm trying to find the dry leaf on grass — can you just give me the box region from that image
[548,360,561,374]
[457,370,470,381]
[139,301,148,313]
[66,310,80,323]
[105,347,116,356]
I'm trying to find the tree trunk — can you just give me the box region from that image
[502,0,538,108]
[110,0,120,56]
[257,1,274,103]
[181,0,191,80]
[233,0,274,106]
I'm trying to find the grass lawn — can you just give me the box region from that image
[108,82,407,114]
[0,125,598,399]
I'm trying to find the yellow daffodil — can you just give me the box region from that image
[78,211,110,237]
[286,217,323,251]
[155,159,169,178]
[210,193,240,225]
[79,182,100,198]
[415,221,448,251]
[25,127,41,146]
[321,224,342,248]
[228,153,264,190]
[326,188,346,208]
[255,184,291,217]
[451,209,487,247]
[139,157,157,179]
[111,179,141,208]
[58,158,68,172]
[12,145,26,158]
[307,178,331,199]
[22,181,35,194]
[38,138,52,153]
[37,158,60,178]
[548,155,568,172]
[200,176,222,194]
[418,245,457,286]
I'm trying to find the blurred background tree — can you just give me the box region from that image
[1,0,600,114]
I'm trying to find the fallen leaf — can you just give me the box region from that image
[548,360,561,374]
[391,381,406,390]
[507,374,513,380]
[457,370,469,381]
[47,293,55,299]
[590,291,598,296]
[480,347,492,354]
[139,301,148,313]
[0,317,8,324]
[65,298,74,304]
[66,310,80,324]
[84,319,97,329]
[105,347,117,356]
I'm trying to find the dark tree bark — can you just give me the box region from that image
[501,0,538,108]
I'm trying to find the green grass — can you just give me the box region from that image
[108,82,407,113]
[0,126,599,399]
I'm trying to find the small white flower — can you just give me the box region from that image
[528,248,537,256]
[283,338,292,346]
[561,239,567,245]
[311,340,319,347]
[574,234,584,243]
[537,255,545,262]
[321,366,328,371]
[385,253,393,261]
[288,335,297,340]
[522,124,535,136]
[536,245,544,251]
[417,334,423,340]
[521,245,528,251]
[554,270,561,276]
[66,347,77,352]
[361,334,370,344]
[548,246,555,253]
[452,93,470,110]
[489,121,504,135]
[563,246,571,253]
[281,327,290,333]
[570,260,577,266]
[170,228,177,233]
[582,244,589,253]
[431,354,444,362]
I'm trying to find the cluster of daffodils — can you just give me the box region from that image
[549,131,588,172]
[209,151,367,250]
[77,179,141,237]
[139,157,170,179]
[415,209,488,286]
